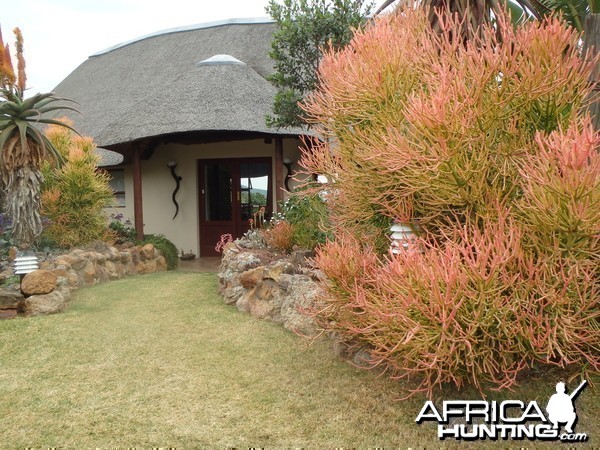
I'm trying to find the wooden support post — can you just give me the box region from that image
[132,143,144,241]
[275,136,284,212]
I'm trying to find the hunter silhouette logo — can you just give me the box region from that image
[547,380,587,434]
[416,380,589,442]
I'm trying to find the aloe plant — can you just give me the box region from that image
[0,26,78,248]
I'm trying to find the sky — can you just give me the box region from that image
[2,0,387,95]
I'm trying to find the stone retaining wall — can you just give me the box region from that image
[217,239,372,367]
[217,242,322,337]
[0,242,167,318]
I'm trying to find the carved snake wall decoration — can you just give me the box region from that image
[168,163,183,219]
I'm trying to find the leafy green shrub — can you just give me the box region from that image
[109,213,137,243]
[140,234,179,270]
[281,188,331,250]
[301,9,599,396]
[41,121,115,248]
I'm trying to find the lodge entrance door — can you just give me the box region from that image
[198,158,272,256]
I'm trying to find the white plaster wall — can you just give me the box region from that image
[109,137,303,257]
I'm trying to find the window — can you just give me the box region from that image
[107,169,125,207]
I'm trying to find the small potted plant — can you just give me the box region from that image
[179,249,195,260]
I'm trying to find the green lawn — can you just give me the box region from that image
[0,272,598,447]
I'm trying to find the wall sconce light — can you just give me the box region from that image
[167,161,183,219]
[283,157,293,192]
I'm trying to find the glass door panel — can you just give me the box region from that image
[239,161,270,229]
[204,163,232,221]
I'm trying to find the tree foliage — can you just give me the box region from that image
[265,0,374,128]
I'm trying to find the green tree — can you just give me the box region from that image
[265,0,374,128]
[0,26,77,249]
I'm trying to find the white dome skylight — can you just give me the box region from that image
[197,54,246,66]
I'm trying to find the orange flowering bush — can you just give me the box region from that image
[301,9,599,396]
[41,120,115,248]
[262,220,296,253]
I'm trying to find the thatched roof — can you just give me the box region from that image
[52,18,305,151]
[96,148,124,167]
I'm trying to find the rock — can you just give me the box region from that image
[39,261,53,270]
[218,243,320,336]
[0,308,17,319]
[94,252,107,263]
[236,289,251,312]
[21,270,58,296]
[247,279,284,322]
[76,260,97,286]
[145,259,157,273]
[69,249,86,258]
[156,256,167,272]
[331,339,354,359]
[280,274,320,337]
[0,289,24,309]
[239,266,265,289]
[222,277,245,305]
[130,248,141,263]
[0,242,167,319]
[95,266,110,283]
[134,261,148,274]
[103,261,120,280]
[263,260,295,283]
[107,246,120,260]
[53,255,75,269]
[66,270,80,289]
[18,287,70,317]
[8,246,18,262]
[51,268,70,279]
[141,243,155,260]
[291,249,314,267]
[353,348,374,368]
[56,276,69,289]
[235,252,262,271]
[70,256,89,271]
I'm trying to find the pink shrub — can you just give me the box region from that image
[518,119,599,257]
[302,8,599,396]
[262,221,296,253]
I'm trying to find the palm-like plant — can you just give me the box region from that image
[375,0,541,37]
[0,26,78,248]
[532,0,598,30]
[375,0,598,31]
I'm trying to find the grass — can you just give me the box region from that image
[0,271,598,447]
